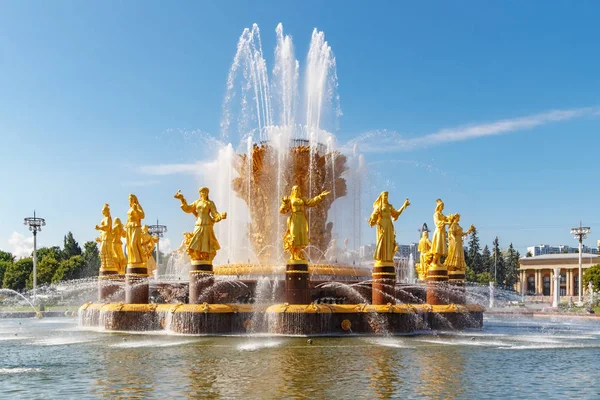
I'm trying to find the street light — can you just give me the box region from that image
[570,222,591,304]
[148,219,167,272]
[23,211,45,303]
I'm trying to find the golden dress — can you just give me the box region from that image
[369,203,402,263]
[97,216,115,271]
[280,194,327,260]
[181,199,223,260]
[126,204,145,264]
[431,211,448,258]
[445,222,467,271]
[112,220,127,274]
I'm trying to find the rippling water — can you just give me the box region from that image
[1,316,599,399]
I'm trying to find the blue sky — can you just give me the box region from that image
[1,1,599,258]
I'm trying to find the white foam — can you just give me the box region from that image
[365,338,413,348]
[110,339,195,348]
[0,368,43,374]
[237,340,282,351]
[417,339,509,347]
[32,337,96,346]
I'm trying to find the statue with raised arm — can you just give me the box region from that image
[95,203,116,272]
[368,192,410,266]
[445,213,475,272]
[112,217,127,274]
[126,194,146,267]
[431,199,451,268]
[279,185,330,263]
[174,187,226,264]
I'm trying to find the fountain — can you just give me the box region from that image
[78,23,483,335]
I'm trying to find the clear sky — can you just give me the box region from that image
[1,1,599,258]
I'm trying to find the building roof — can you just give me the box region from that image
[520,253,599,261]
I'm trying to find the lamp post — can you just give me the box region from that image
[23,211,46,303]
[570,222,590,304]
[148,219,167,272]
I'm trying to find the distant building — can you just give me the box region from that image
[397,243,418,261]
[359,242,419,261]
[519,253,599,297]
[527,244,598,257]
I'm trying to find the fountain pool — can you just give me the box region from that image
[0,315,598,398]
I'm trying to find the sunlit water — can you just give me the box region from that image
[1,316,598,399]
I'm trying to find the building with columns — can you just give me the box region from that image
[519,253,599,297]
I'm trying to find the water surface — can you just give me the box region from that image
[1,316,599,399]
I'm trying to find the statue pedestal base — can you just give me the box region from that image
[189,262,214,304]
[448,271,466,304]
[125,264,149,304]
[372,261,396,305]
[285,263,310,304]
[426,267,449,305]
[98,270,123,302]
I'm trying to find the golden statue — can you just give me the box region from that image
[368,192,410,266]
[416,252,433,281]
[279,185,330,263]
[126,194,146,267]
[112,217,127,274]
[175,187,227,264]
[444,214,475,272]
[415,231,432,280]
[141,225,159,275]
[431,199,450,268]
[95,203,116,272]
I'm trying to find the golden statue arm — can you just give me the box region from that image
[391,197,410,220]
[174,190,196,214]
[304,190,331,207]
[209,202,227,223]
[279,197,291,214]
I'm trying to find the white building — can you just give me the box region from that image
[527,244,598,257]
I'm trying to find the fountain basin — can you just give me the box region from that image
[78,302,483,336]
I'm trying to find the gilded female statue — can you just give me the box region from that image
[431,199,450,268]
[141,225,159,275]
[279,185,330,262]
[126,194,146,266]
[368,192,410,265]
[95,203,115,271]
[444,214,475,272]
[112,217,127,274]
[174,187,226,263]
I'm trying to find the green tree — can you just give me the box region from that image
[81,241,100,278]
[476,271,491,285]
[583,264,600,292]
[35,246,64,263]
[0,250,15,263]
[465,266,477,283]
[63,232,82,259]
[504,243,519,290]
[0,260,12,288]
[52,255,85,283]
[2,258,33,291]
[492,237,506,286]
[466,228,482,274]
[481,245,492,279]
[27,256,60,288]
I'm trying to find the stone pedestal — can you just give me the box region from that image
[448,270,466,304]
[426,266,449,305]
[98,270,123,302]
[189,262,214,304]
[285,263,310,304]
[372,262,396,305]
[125,264,149,304]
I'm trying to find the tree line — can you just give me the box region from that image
[0,232,100,292]
[464,228,520,289]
